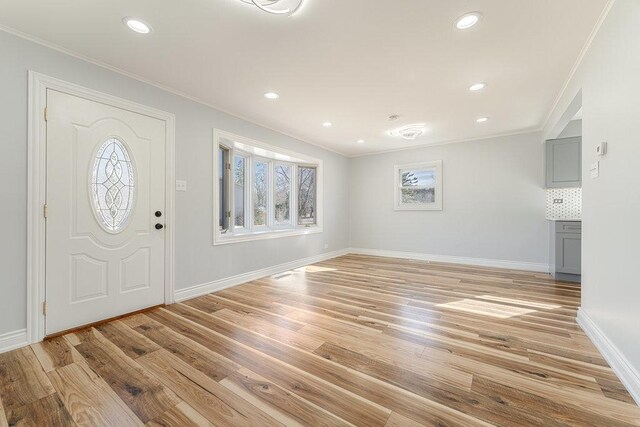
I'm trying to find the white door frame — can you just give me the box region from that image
[27,71,176,343]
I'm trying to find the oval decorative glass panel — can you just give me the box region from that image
[91,138,136,232]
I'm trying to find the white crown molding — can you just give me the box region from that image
[0,329,28,354]
[349,248,550,273]
[348,128,543,159]
[174,248,350,302]
[577,308,640,406]
[0,24,348,158]
[541,0,616,133]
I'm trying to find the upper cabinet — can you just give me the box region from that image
[546,137,581,188]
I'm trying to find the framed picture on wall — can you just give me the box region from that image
[394,160,443,211]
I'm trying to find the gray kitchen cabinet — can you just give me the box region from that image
[546,137,581,188]
[550,221,581,282]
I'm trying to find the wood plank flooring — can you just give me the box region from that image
[1,254,639,426]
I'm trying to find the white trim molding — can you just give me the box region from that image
[577,308,640,406]
[27,71,176,344]
[0,329,28,354]
[349,248,550,273]
[175,249,349,302]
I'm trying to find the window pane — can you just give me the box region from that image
[401,187,435,204]
[401,169,435,187]
[91,137,135,233]
[298,166,316,225]
[234,156,246,227]
[254,161,268,226]
[400,168,436,204]
[274,164,291,225]
[219,147,229,231]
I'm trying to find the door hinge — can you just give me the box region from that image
[225,163,231,170]
[44,107,48,122]
[43,204,48,219]
[226,211,231,218]
[43,301,48,316]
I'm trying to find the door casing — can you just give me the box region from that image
[27,71,176,343]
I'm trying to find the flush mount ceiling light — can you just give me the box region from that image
[476,117,489,123]
[239,0,304,16]
[388,124,427,140]
[469,82,487,91]
[357,140,365,144]
[322,121,333,127]
[264,92,280,99]
[455,12,482,30]
[123,17,152,34]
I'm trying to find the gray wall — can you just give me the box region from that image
[544,0,640,378]
[349,132,548,266]
[0,31,350,335]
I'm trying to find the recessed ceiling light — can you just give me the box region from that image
[455,12,482,30]
[357,140,365,144]
[322,122,333,127]
[264,92,279,99]
[388,124,428,140]
[476,117,489,123]
[123,18,152,34]
[469,82,487,91]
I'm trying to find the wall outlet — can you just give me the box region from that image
[553,199,564,204]
[324,243,329,249]
[176,180,187,192]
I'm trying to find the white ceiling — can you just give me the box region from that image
[0,0,609,156]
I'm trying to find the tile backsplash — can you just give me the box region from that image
[546,188,582,219]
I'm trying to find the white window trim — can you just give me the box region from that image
[213,129,323,245]
[394,160,443,211]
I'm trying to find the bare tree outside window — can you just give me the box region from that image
[298,166,316,225]
[234,156,245,227]
[254,161,268,226]
[274,164,291,225]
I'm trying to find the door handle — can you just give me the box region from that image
[155,223,164,230]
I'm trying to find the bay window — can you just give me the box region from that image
[214,130,323,245]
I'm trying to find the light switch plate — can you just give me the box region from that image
[176,180,187,192]
[590,161,599,178]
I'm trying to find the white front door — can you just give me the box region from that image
[45,89,167,335]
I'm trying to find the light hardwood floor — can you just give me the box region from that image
[1,254,639,426]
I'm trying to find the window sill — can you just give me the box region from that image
[213,226,323,246]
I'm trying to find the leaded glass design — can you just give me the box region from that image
[91,138,136,232]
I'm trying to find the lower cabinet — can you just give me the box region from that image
[550,221,581,282]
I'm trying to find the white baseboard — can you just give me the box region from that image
[174,248,350,302]
[577,308,640,406]
[0,329,28,354]
[349,248,550,273]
